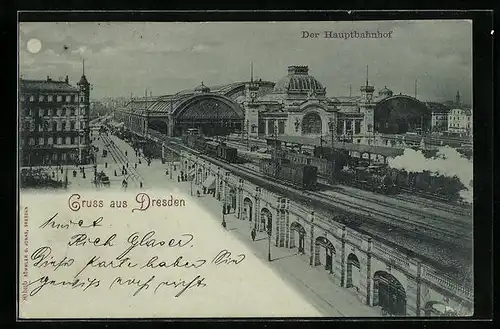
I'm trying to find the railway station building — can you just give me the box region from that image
[114,65,437,142]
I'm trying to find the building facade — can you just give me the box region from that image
[114,65,453,144]
[447,92,472,137]
[426,102,451,133]
[19,74,91,167]
[448,108,472,136]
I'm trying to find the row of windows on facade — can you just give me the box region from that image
[21,136,82,146]
[23,108,87,117]
[449,123,471,128]
[22,95,85,103]
[449,116,470,121]
[22,120,86,132]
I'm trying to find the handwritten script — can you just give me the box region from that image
[27,211,247,299]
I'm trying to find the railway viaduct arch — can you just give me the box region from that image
[178,151,473,317]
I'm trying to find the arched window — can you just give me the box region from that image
[61,121,66,131]
[301,112,322,135]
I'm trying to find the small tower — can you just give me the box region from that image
[455,90,461,105]
[359,65,376,135]
[77,58,91,163]
[77,58,90,108]
[360,65,375,103]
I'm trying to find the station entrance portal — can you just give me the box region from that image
[173,97,243,137]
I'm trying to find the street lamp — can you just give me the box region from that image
[246,119,250,148]
[222,205,227,228]
[267,220,272,262]
[190,164,194,196]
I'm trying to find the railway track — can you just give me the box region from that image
[155,137,471,245]
[228,162,470,244]
[315,179,471,232]
[123,132,473,278]
[393,192,472,216]
[226,136,469,210]
[101,134,144,185]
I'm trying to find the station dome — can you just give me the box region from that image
[273,66,326,95]
[378,86,393,98]
[194,81,210,93]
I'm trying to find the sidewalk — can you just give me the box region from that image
[174,178,381,317]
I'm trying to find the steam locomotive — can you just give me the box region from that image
[270,146,464,200]
[338,164,464,201]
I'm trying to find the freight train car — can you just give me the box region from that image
[259,159,317,190]
[183,135,239,163]
[275,148,348,183]
[217,144,238,163]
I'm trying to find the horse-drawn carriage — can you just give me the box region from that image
[93,171,110,186]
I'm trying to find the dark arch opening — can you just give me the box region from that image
[290,222,306,253]
[314,236,335,273]
[174,97,243,137]
[243,197,253,222]
[149,119,168,136]
[260,207,272,233]
[346,253,361,290]
[302,112,322,135]
[373,271,407,316]
[374,96,430,134]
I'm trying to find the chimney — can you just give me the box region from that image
[65,75,69,83]
[47,75,51,82]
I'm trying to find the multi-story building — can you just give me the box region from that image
[425,102,450,133]
[447,91,472,137]
[19,72,91,167]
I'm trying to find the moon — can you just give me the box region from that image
[27,38,42,54]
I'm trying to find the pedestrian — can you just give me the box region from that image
[227,205,231,213]
[105,162,108,168]
[165,169,168,176]
[125,151,128,157]
[114,169,117,176]
[140,181,143,188]
[139,159,142,164]
[82,172,86,179]
[251,229,256,241]
[222,220,227,229]
[134,163,137,169]
[174,165,177,171]
[203,186,206,194]
[177,176,180,182]
[197,190,200,197]
[126,162,129,168]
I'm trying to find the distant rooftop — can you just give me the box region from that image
[21,77,78,92]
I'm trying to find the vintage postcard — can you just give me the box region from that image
[18,19,473,318]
